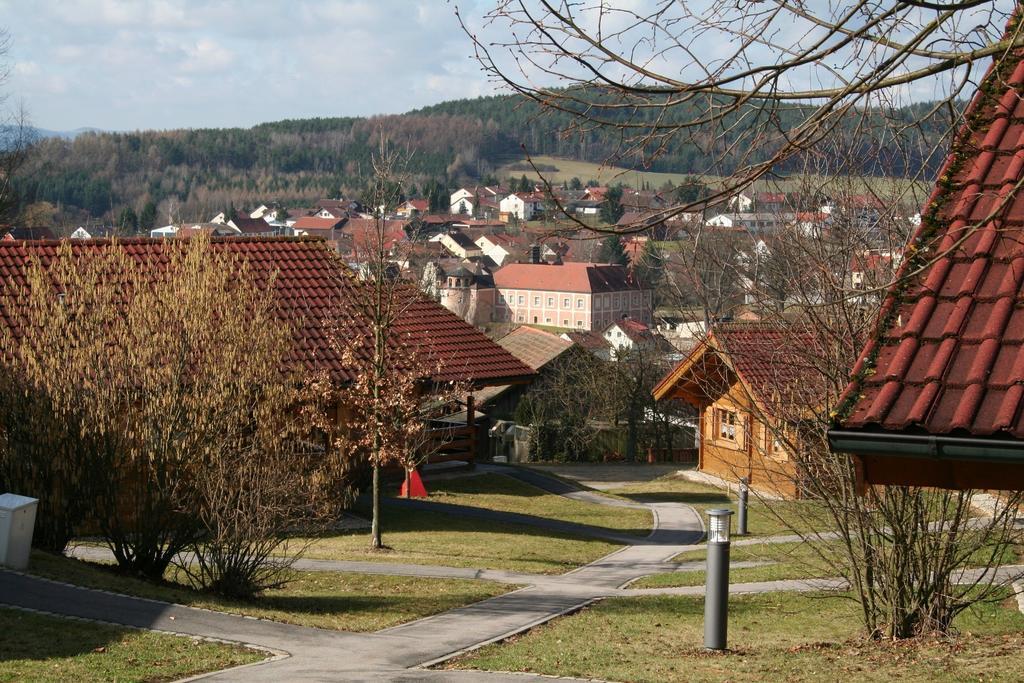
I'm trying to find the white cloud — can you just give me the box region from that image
[179,38,236,74]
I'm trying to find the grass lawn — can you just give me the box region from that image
[0,607,263,683]
[303,474,636,574]
[421,473,651,534]
[610,474,832,537]
[449,590,1024,682]
[28,551,510,633]
[633,541,835,588]
[496,155,930,196]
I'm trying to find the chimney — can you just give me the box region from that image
[529,243,542,264]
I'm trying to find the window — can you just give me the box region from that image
[563,297,570,308]
[499,294,505,303]
[715,408,738,442]
[517,295,524,305]
[517,315,525,322]
[545,317,552,324]
[534,296,541,306]
[576,298,584,309]
[632,292,639,304]
[767,428,789,461]
[576,320,584,328]
[547,297,554,307]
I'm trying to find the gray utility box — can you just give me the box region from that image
[0,493,39,570]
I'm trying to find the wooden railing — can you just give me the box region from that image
[422,394,481,464]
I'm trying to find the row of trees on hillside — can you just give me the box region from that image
[11,90,955,227]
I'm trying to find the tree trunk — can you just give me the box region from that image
[370,462,382,549]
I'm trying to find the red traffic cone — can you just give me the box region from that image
[400,469,428,498]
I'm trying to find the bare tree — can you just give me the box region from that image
[333,135,467,548]
[0,236,350,591]
[0,29,35,232]
[462,1,1014,228]
[665,172,1023,638]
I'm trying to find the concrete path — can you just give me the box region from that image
[1,465,837,682]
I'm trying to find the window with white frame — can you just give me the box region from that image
[576,298,584,309]
[534,295,541,306]
[517,295,524,305]
[563,297,570,308]
[715,407,738,442]
[547,296,554,307]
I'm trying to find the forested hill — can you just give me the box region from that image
[15,92,952,226]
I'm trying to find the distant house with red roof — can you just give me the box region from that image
[397,199,429,218]
[829,47,1024,491]
[292,215,347,240]
[755,192,790,213]
[493,260,652,331]
[339,218,408,260]
[653,323,820,498]
[227,213,278,237]
[499,192,546,221]
[438,230,483,259]
[450,186,508,217]
[848,249,901,291]
[475,232,524,266]
[602,318,673,356]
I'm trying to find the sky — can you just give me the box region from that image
[1,1,1014,134]
[1,0,498,132]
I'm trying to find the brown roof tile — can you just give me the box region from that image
[837,50,1024,439]
[0,237,534,387]
[496,326,573,370]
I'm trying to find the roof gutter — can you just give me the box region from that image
[828,429,1024,464]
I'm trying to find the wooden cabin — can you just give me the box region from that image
[653,323,816,498]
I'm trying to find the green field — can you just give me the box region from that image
[28,551,511,633]
[450,590,1024,682]
[0,607,262,683]
[497,155,929,199]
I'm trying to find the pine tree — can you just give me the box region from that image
[598,235,629,266]
[139,201,157,232]
[599,186,625,225]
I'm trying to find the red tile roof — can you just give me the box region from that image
[0,237,534,388]
[562,329,610,351]
[606,318,655,345]
[836,52,1024,439]
[653,323,822,412]
[292,216,346,231]
[493,261,642,294]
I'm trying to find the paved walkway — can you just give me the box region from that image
[0,464,846,682]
